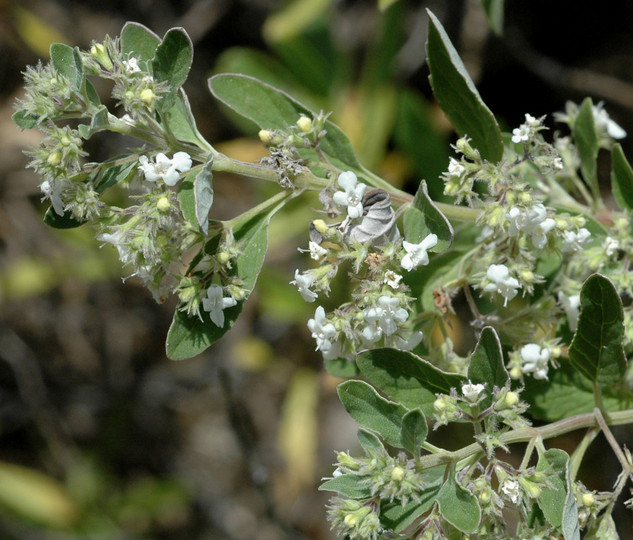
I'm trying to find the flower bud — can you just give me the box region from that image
[391,466,405,482]
[312,219,329,235]
[582,492,595,507]
[90,43,113,71]
[47,151,62,166]
[157,196,171,213]
[259,130,273,145]
[297,116,313,133]
[140,88,156,104]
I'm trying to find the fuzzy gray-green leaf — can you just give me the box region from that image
[194,161,214,234]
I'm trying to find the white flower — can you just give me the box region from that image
[393,331,424,351]
[332,171,366,219]
[520,343,551,380]
[138,151,192,186]
[383,270,402,289]
[448,158,465,176]
[401,234,438,271]
[461,381,486,403]
[290,270,318,302]
[561,228,591,252]
[202,285,237,327]
[501,479,521,504]
[40,179,65,216]
[123,57,141,74]
[98,229,133,265]
[558,292,580,332]
[365,296,409,336]
[605,236,619,257]
[306,241,327,261]
[361,322,383,344]
[307,306,337,352]
[506,204,555,249]
[484,264,520,306]
[593,104,626,140]
[511,124,530,144]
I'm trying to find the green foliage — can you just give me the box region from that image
[121,22,160,69]
[153,28,193,109]
[426,10,503,162]
[569,274,626,386]
[193,161,214,234]
[403,180,454,249]
[572,98,599,189]
[610,143,633,211]
[436,468,481,533]
[50,43,84,89]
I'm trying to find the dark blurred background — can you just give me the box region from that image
[1,0,633,538]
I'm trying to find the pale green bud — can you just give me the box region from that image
[297,116,313,133]
[90,43,113,71]
[140,88,156,104]
[391,466,405,482]
[259,129,273,144]
[582,492,595,507]
[47,151,62,166]
[157,196,171,213]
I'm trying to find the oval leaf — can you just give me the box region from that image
[610,143,633,211]
[536,448,569,529]
[358,348,466,416]
[468,326,509,407]
[568,274,626,385]
[357,428,385,456]
[573,97,599,188]
[50,43,83,89]
[403,179,453,251]
[121,22,160,69]
[337,380,408,448]
[437,470,481,532]
[209,73,361,171]
[426,10,503,162]
[400,408,427,458]
[194,161,214,234]
[319,474,372,498]
[153,27,193,109]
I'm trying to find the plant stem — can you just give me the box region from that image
[418,407,633,469]
[223,189,295,229]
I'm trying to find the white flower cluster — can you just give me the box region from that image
[138,151,192,186]
[484,264,520,306]
[506,203,556,250]
[511,113,541,144]
[520,343,551,380]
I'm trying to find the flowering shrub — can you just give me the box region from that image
[13,9,633,539]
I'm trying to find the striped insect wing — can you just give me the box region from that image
[348,189,398,244]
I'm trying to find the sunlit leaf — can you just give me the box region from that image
[437,470,481,532]
[426,10,503,162]
[337,380,408,448]
[50,43,83,89]
[121,22,160,69]
[569,274,626,385]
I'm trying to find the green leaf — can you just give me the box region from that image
[318,473,372,498]
[610,143,633,211]
[569,274,626,385]
[468,326,508,407]
[50,43,83,89]
[357,428,384,456]
[325,357,360,378]
[426,10,503,162]
[93,159,137,193]
[208,73,361,171]
[167,197,287,360]
[12,110,39,129]
[437,470,481,532]
[573,97,599,187]
[481,0,505,35]
[153,28,193,109]
[536,448,569,529]
[400,408,427,457]
[337,380,408,448]
[403,180,453,251]
[562,472,580,540]
[194,161,214,234]
[380,466,444,532]
[523,359,633,421]
[162,89,207,146]
[358,348,466,416]
[121,22,160,69]
[378,0,400,11]
[43,207,83,229]
[178,172,197,228]
[79,106,110,139]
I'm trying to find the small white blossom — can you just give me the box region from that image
[361,322,383,344]
[484,264,520,306]
[383,270,402,289]
[520,343,551,380]
[593,104,626,140]
[290,270,318,302]
[506,204,555,249]
[332,171,366,219]
[561,228,591,252]
[303,241,327,261]
[123,57,141,74]
[461,381,486,403]
[511,124,530,144]
[40,179,65,216]
[605,236,619,257]
[501,479,521,504]
[138,152,192,186]
[393,331,424,351]
[447,158,465,176]
[98,229,133,265]
[202,285,237,327]
[401,234,438,271]
[308,306,337,352]
[365,296,409,336]
[558,291,581,332]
